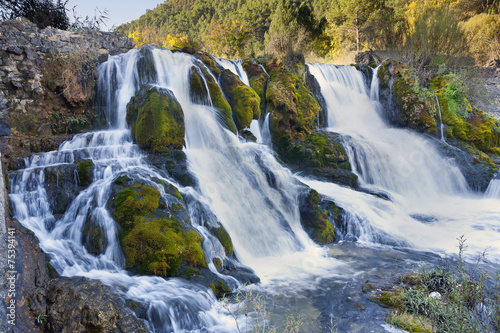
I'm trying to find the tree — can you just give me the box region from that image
[461,13,500,65]
[203,20,251,58]
[0,0,69,29]
[264,0,325,57]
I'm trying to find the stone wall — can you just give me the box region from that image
[0,18,134,167]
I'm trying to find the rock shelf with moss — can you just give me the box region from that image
[299,189,336,244]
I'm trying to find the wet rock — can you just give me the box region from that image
[7,219,50,333]
[299,188,336,244]
[46,277,149,333]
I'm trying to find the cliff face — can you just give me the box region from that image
[0,18,134,169]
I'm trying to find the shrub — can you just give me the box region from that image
[0,0,70,29]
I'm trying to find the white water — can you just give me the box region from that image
[307,63,500,260]
[486,178,500,198]
[435,94,445,141]
[308,64,469,203]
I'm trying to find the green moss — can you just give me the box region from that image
[47,263,58,278]
[211,225,234,256]
[301,189,335,244]
[242,59,269,116]
[220,69,261,131]
[181,268,201,276]
[373,290,404,310]
[430,75,500,154]
[392,76,437,133]
[387,311,433,333]
[209,81,237,133]
[113,184,160,231]
[77,160,93,187]
[210,280,231,298]
[122,218,207,277]
[212,257,223,271]
[114,175,131,186]
[126,87,185,153]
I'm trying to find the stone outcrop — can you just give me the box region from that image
[0,18,134,166]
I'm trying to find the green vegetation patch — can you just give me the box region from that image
[122,218,206,277]
[431,75,500,155]
[211,225,234,256]
[242,59,269,115]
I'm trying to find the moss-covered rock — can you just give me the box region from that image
[77,159,93,187]
[193,52,221,78]
[189,65,237,133]
[261,58,357,186]
[430,75,500,155]
[122,218,206,277]
[82,215,107,256]
[210,225,234,256]
[299,189,336,244]
[391,74,437,133]
[219,69,261,131]
[112,183,207,277]
[209,280,231,298]
[126,86,185,153]
[242,59,269,116]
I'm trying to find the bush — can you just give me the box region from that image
[0,0,70,29]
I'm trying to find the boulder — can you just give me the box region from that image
[46,277,148,333]
[126,86,185,153]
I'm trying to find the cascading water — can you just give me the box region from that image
[486,174,500,198]
[434,94,445,142]
[214,57,267,144]
[8,47,342,332]
[8,45,500,332]
[307,63,500,259]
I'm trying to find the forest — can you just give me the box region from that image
[116,0,500,68]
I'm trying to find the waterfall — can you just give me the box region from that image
[434,94,445,141]
[486,176,500,198]
[308,64,469,203]
[306,63,500,258]
[8,47,500,332]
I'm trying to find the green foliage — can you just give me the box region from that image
[460,13,500,66]
[430,75,500,153]
[126,87,185,153]
[264,0,325,58]
[1,0,70,29]
[374,237,500,333]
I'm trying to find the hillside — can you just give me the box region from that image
[116,0,500,66]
